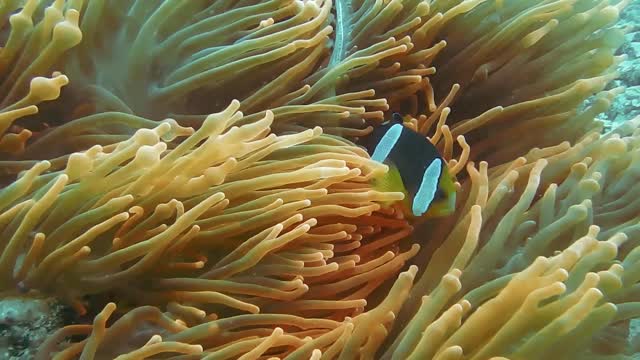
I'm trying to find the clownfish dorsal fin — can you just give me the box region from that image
[380,112,404,127]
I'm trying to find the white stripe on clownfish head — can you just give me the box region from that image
[412,158,442,217]
[371,124,403,163]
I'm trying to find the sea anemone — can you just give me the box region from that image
[0,0,637,359]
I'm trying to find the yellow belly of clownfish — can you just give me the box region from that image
[370,162,457,219]
[366,117,457,219]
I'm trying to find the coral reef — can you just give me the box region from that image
[0,0,638,359]
[0,296,65,359]
[598,0,640,131]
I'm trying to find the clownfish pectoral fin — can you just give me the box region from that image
[438,166,458,215]
[424,190,456,217]
[370,164,409,207]
[446,190,457,213]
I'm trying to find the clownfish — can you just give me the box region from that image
[363,113,457,219]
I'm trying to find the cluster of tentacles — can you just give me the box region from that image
[0,0,638,359]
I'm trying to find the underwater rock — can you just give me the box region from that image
[0,296,65,359]
[602,1,640,131]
